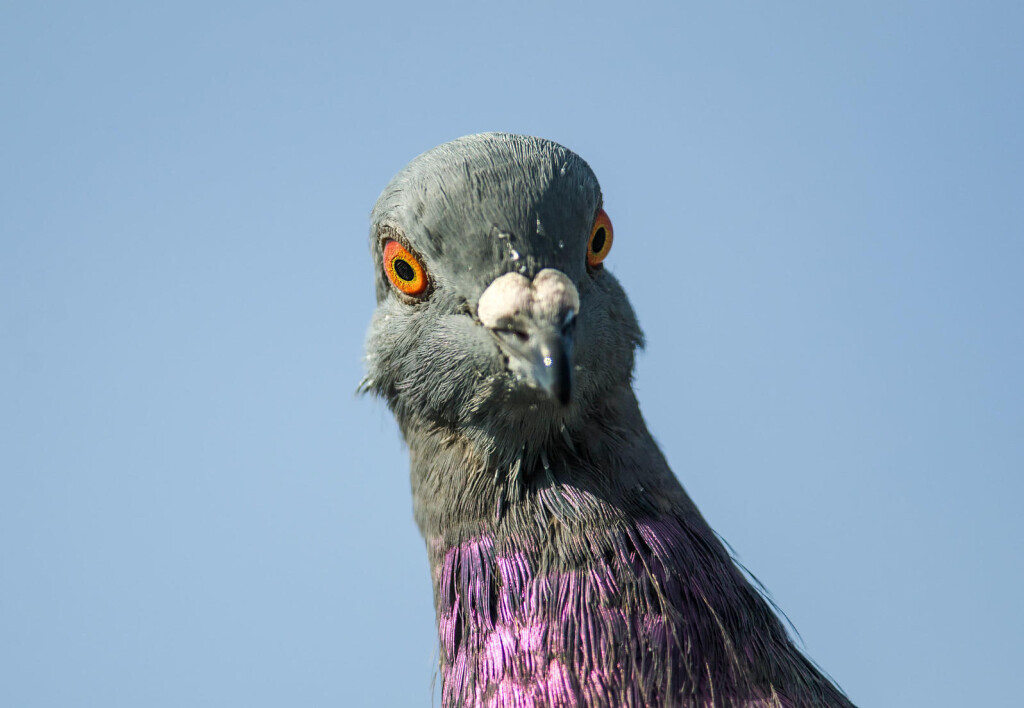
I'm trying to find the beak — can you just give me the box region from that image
[476,269,581,407]
[495,316,575,406]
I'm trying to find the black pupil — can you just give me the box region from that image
[394,258,415,281]
[591,228,606,253]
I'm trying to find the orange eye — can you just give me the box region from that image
[587,209,613,267]
[383,240,428,297]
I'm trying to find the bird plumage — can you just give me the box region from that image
[363,133,854,707]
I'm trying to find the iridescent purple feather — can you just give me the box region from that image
[413,432,854,708]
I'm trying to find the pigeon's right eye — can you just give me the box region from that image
[383,240,428,297]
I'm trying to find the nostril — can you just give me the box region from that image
[561,313,577,336]
[507,327,529,343]
[493,326,530,346]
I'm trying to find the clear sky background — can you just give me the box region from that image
[2,2,1021,706]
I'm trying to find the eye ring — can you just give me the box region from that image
[587,209,613,267]
[383,240,429,297]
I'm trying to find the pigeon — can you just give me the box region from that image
[362,133,855,708]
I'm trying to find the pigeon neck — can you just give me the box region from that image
[403,384,667,541]
[401,389,854,707]
[401,385,719,610]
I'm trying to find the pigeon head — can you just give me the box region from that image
[364,133,643,447]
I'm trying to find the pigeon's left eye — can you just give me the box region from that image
[587,209,613,267]
[383,240,428,297]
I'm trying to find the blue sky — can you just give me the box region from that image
[2,2,1021,706]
